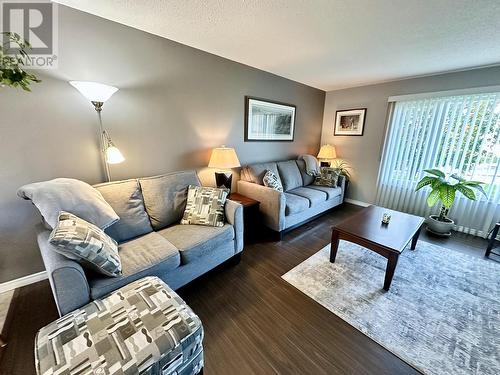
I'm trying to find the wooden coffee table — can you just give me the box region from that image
[330,205,424,291]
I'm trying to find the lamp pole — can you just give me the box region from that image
[92,101,111,182]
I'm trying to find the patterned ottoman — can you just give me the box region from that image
[35,277,203,375]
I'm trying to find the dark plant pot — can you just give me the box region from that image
[343,180,349,202]
[427,214,454,236]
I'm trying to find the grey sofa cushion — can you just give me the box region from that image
[158,223,234,264]
[139,171,201,230]
[246,162,281,185]
[308,185,342,200]
[288,187,327,206]
[17,178,119,229]
[296,160,315,186]
[284,193,309,215]
[88,232,181,299]
[94,179,153,242]
[277,161,303,191]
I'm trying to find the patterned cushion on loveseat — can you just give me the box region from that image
[35,277,204,375]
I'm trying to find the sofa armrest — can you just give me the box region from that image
[337,175,346,202]
[36,225,91,316]
[237,180,286,231]
[225,199,244,253]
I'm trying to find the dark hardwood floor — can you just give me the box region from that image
[0,204,491,375]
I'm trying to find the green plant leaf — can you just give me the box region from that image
[455,184,476,200]
[415,176,435,191]
[472,184,488,198]
[424,168,445,178]
[431,177,444,189]
[439,184,456,209]
[426,189,440,207]
[462,180,484,186]
[450,173,465,182]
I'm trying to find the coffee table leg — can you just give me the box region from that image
[330,229,340,263]
[411,224,422,250]
[384,253,399,291]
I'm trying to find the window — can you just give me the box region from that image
[376,91,500,236]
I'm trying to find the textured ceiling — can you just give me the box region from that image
[54,0,500,91]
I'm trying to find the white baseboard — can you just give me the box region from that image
[345,198,371,207]
[0,271,47,294]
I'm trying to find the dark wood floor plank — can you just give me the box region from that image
[0,203,489,375]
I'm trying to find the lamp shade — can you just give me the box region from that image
[317,144,337,159]
[105,145,125,164]
[208,146,241,169]
[69,81,118,102]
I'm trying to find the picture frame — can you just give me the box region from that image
[334,108,367,136]
[245,96,296,142]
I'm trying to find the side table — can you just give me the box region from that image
[228,193,260,243]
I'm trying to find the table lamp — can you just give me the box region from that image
[69,81,124,182]
[208,146,241,191]
[317,144,337,167]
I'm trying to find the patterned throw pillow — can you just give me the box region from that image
[263,170,283,192]
[181,185,228,227]
[49,211,122,277]
[314,167,341,187]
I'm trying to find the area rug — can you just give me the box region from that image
[282,241,499,375]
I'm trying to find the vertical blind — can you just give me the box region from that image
[376,92,500,237]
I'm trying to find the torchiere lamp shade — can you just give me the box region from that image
[69,81,118,103]
[208,146,241,191]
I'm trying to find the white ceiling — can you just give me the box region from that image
[54,0,500,91]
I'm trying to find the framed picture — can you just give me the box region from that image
[334,108,367,136]
[245,96,296,141]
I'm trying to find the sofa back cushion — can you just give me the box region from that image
[245,162,281,185]
[94,179,153,243]
[277,160,303,191]
[139,171,201,230]
[296,160,315,186]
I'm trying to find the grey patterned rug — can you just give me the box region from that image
[282,241,499,375]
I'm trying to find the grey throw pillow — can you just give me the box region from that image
[49,211,122,277]
[181,185,228,227]
[263,170,283,192]
[17,178,119,229]
[314,167,341,187]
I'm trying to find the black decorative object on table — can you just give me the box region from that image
[214,172,233,191]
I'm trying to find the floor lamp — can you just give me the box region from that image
[69,81,125,182]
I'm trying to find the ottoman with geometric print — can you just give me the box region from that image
[35,276,204,375]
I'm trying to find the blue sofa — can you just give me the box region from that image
[238,159,345,237]
[35,170,244,316]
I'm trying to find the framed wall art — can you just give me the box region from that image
[334,108,366,136]
[245,96,296,141]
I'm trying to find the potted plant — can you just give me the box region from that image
[330,159,352,199]
[1,32,41,91]
[415,169,486,236]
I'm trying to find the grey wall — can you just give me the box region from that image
[321,66,500,204]
[0,6,325,283]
